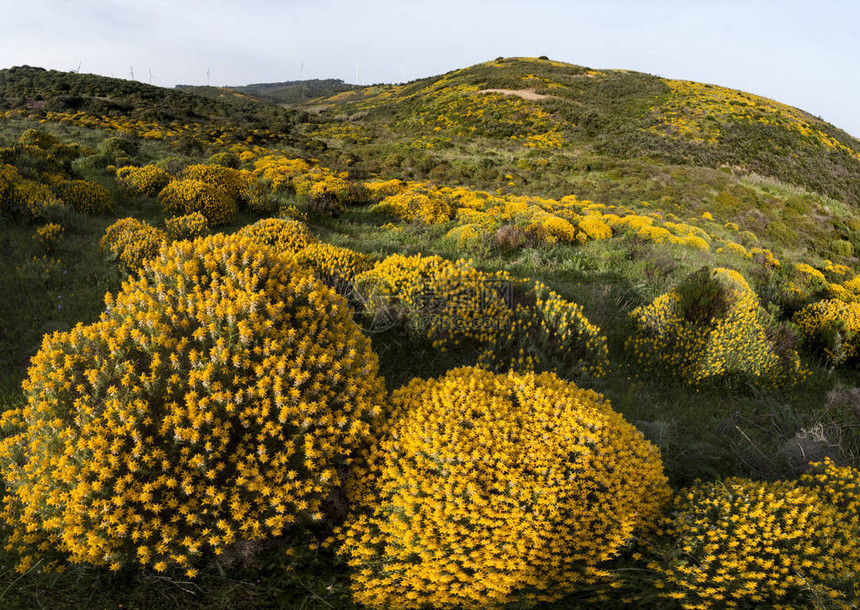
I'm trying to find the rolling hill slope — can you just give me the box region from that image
[304,57,860,205]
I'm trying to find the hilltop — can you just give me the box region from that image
[300,57,860,205]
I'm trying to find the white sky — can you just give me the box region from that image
[1,0,858,137]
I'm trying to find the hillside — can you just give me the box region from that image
[2,58,860,608]
[0,65,305,148]
[305,57,860,205]
[231,78,361,103]
[176,79,362,106]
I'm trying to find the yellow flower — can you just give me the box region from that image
[0,233,386,574]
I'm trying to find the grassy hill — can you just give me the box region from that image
[305,57,860,204]
[0,65,306,148]
[231,78,361,104]
[176,79,362,106]
[1,58,860,608]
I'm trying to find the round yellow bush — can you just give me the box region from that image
[794,298,860,366]
[293,243,373,291]
[18,128,60,150]
[652,477,860,607]
[526,210,578,244]
[716,241,748,257]
[627,267,806,386]
[3,173,67,221]
[158,178,236,226]
[164,211,209,241]
[445,223,487,250]
[100,217,168,273]
[339,367,670,609]
[372,188,452,224]
[0,234,386,575]
[180,164,253,207]
[116,165,172,197]
[364,178,405,199]
[253,155,312,192]
[355,253,512,349]
[55,179,113,215]
[238,218,316,255]
[577,215,612,242]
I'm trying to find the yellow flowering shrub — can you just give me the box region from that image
[795,262,826,282]
[628,267,805,386]
[33,222,64,254]
[637,225,674,244]
[716,241,748,257]
[253,155,312,192]
[826,282,856,303]
[115,165,173,197]
[576,215,613,242]
[651,477,860,607]
[339,367,670,609]
[355,254,511,349]
[607,214,654,232]
[55,179,113,215]
[18,128,60,150]
[445,223,486,250]
[842,273,860,295]
[100,217,168,273]
[281,205,308,222]
[4,176,67,221]
[238,218,316,255]
[525,210,578,244]
[293,243,373,293]
[294,171,350,203]
[180,164,254,207]
[747,246,780,268]
[823,261,851,278]
[164,212,209,241]
[364,178,405,199]
[0,163,19,199]
[683,235,710,251]
[480,281,609,378]
[798,458,860,524]
[0,233,386,575]
[372,188,452,224]
[794,299,860,366]
[158,178,236,226]
[291,168,369,216]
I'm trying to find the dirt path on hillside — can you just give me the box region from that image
[476,88,556,101]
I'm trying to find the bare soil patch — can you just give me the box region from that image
[476,88,556,101]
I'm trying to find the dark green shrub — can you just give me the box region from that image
[98,137,139,158]
[675,267,731,324]
[207,151,240,168]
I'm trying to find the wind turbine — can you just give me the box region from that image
[206,68,210,87]
[149,67,153,84]
[71,62,81,74]
[129,65,135,81]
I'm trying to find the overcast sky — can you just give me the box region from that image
[2,0,858,137]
